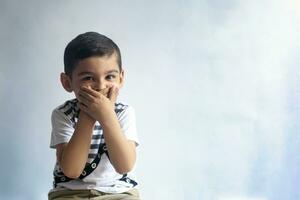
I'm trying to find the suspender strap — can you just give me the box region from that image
[53,143,108,187]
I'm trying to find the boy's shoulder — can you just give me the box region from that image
[51,99,79,124]
[56,99,78,111]
[114,102,137,118]
[114,102,130,113]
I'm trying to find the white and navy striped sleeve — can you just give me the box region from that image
[117,105,139,146]
[50,108,74,148]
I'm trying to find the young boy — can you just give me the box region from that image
[48,32,140,200]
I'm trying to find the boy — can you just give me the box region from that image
[48,32,140,200]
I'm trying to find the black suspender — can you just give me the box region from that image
[53,143,109,187]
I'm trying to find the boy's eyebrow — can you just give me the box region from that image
[106,69,119,74]
[77,69,120,76]
[77,71,93,76]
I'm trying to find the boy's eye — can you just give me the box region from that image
[82,76,94,81]
[106,75,116,80]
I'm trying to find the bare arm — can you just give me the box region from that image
[78,86,137,174]
[101,109,137,174]
[56,111,95,178]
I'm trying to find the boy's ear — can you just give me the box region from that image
[60,73,73,92]
[119,70,125,88]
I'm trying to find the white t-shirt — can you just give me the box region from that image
[49,99,139,194]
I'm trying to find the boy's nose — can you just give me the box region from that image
[93,81,107,92]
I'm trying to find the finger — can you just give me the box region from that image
[78,102,88,112]
[78,89,95,102]
[81,86,100,98]
[77,95,89,106]
[108,85,119,103]
[99,87,110,97]
[100,83,115,97]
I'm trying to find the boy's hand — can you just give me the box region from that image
[77,85,119,124]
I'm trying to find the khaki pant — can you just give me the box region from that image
[48,188,140,200]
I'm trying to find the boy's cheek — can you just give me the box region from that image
[79,83,92,89]
[73,90,81,100]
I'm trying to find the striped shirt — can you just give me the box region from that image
[49,99,139,194]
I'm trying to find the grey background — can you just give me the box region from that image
[1,0,300,199]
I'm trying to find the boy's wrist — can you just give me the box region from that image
[79,111,96,125]
[98,109,119,129]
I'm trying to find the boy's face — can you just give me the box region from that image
[61,54,124,99]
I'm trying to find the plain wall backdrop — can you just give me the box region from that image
[1,0,300,199]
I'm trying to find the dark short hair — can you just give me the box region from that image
[64,32,122,76]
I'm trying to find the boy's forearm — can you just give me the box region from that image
[60,112,95,178]
[100,110,136,174]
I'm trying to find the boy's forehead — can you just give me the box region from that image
[73,56,120,74]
